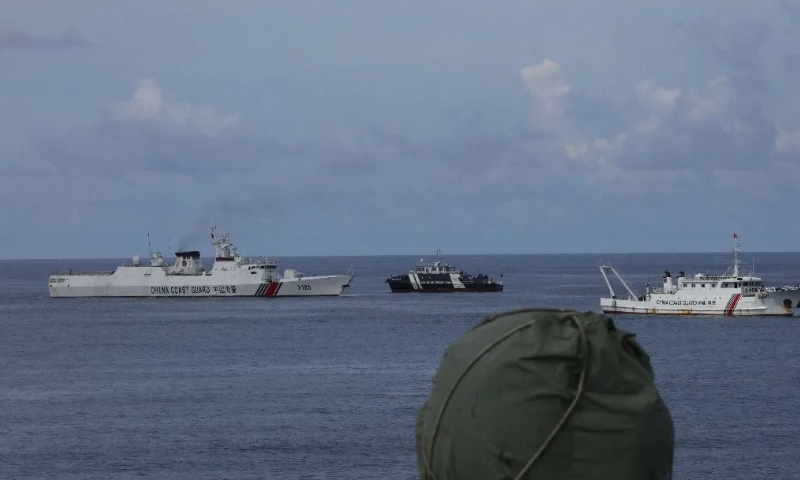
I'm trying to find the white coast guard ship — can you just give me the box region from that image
[49,227,353,298]
[599,236,800,316]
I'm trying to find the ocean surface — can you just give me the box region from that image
[2,253,800,479]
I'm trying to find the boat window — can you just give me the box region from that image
[701,284,705,288]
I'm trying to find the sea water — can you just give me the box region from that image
[2,253,799,479]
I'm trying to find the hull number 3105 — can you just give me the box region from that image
[297,284,312,291]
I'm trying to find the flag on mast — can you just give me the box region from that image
[733,232,738,239]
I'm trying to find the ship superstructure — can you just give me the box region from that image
[49,227,352,298]
[599,235,800,316]
[386,250,503,293]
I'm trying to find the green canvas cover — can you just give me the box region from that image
[416,309,673,480]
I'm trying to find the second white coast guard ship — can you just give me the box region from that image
[599,235,800,316]
[49,227,352,298]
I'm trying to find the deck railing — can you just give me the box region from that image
[240,256,277,266]
[50,270,114,276]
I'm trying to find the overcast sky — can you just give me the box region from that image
[2,0,800,258]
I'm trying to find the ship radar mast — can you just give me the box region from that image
[732,231,741,278]
[211,225,238,260]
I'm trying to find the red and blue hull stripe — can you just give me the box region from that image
[725,293,742,315]
[254,281,282,297]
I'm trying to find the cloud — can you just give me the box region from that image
[0,28,91,51]
[518,61,774,172]
[633,76,735,131]
[115,78,240,136]
[779,1,800,22]
[623,73,776,171]
[631,80,682,135]
[520,59,572,132]
[519,54,777,173]
[774,129,800,153]
[635,79,681,114]
[675,16,770,98]
[684,76,734,123]
[38,122,278,175]
[565,134,627,168]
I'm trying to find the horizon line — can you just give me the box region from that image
[3,250,800,261]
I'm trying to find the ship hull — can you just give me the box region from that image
[601,290,800,316]
[49,266,352,298]
[386,274,503,293]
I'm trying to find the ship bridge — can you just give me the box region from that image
[170,250,203,275]
[414,249,460,275]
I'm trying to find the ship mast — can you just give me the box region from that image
[732,231,740,278]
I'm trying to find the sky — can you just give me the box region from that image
[2,0,800,258]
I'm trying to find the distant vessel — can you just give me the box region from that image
[386,250,503,293]
[49,227,353,298]
[599,234,800,316]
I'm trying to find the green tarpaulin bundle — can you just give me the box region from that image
[417,309,673,480]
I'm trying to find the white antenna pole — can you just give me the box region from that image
[732,230,740,278]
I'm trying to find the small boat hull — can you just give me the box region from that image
[386,274,503,293]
